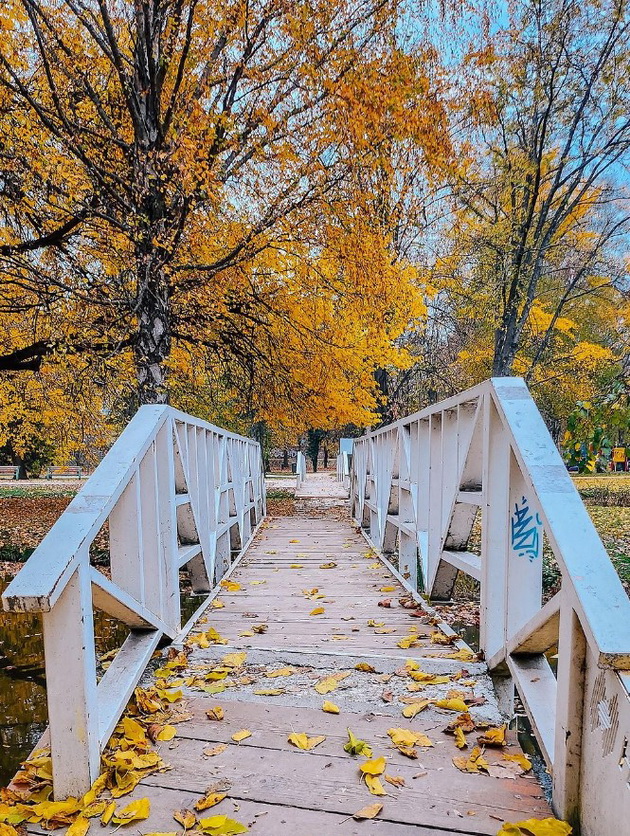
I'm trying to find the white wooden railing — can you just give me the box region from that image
[296,450,307,489]
[336,451,351,488]
[351,378,630,834]
[2,406,265,799]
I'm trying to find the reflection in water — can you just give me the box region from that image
[0,577,203,786]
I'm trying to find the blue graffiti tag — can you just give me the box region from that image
[510,496,542,562]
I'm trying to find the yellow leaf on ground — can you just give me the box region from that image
[211,600,225,609]
[121,716,147,745]
[397,636,419,649]
[322,701,340,714]
[454,727,468,749]
[367,620,384,627]
[198,814,249,834]
[401,701,430,718]
[387,728,432,748]
[310,607,325,616]
[384,774,405,788]
[253,689,285,696]
[222,652,246,668]
[267,667,295,678]
[203,744,228,758]
[496,819,572,836]
[288,733,326,750]
[409,672,450,684]
[290,564,303,569]
[81,802,108,819]
[364,775,387,796]
[66,816,90,836]
[195,793,227,812]
[289,539,300,543]
[452,745,489,774]
[111,798,151,825]
[231,730,251,743]
[344,729,373,757]
[477,724,507,747]
[439,648,478,661]
[220,580,241,592]
[100,802,116,826]
[359,756,386,776]
[352,802,383,820]
[502,753,532,772]
[239,631,254,637]
[355,663,376,672]
[319,562,337,568]
[173,809,197,829]
[206,707,224,721]
[433,698,469,712]
[379,586,396,592]
[156,725,177,741]
[430,631,454,645]
[314,671,350,694]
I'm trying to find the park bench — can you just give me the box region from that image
[45,465,84,479]
[0,465,19,480]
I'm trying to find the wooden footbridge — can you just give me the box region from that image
[2,379,629,835]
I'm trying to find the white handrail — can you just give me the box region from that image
[295,450,307,489]
[350,377,630,834]
[2,406,265,798]
[336,451,350,487]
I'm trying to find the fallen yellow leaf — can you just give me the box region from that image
[355,662,376,672]
[195,793,227,812]
[111,798,151,826]
[267,666,295,678]
[220,580,241,592]
[211,600,224,609]
[367,620,384,627]
[387,728,432,748]
[198,814,249,834]
[310,607,325,616]
[290,564,303,568]
[384,774,405,788]
[409,671,450,684]
[253,688,285,696]
[496,819,572,836]
[66,816,90,836]
[222,652,246,668]
[156,724,177,741]
[287,732,326,750]
[231,729,251,742]
[173,809,197,830]
[344,729,373,757]
[502,753,532,772]
[206,706,224,721]
[319,562,337,568]
[352,802,383,820]
[203,744,228,757]
[364,775,387,796]
[379,586,396,592]
[452,745,489,774]
[397,635,419,649]
[314,672,350,694]
[322,700,340,714]
[359,756,386,776]
[477,724,507,747]
[454,727,468,749]
[433,698,469,712]
[401,701,430,718]
[100,802,116,826]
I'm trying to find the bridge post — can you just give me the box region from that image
[42,558,99,798]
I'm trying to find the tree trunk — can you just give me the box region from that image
[323,447,329,469]
[134,262,171,404]
[282,449,289,469]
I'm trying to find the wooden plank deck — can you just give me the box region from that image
[31,476,552,836]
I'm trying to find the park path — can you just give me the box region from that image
[31,474,551,836]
